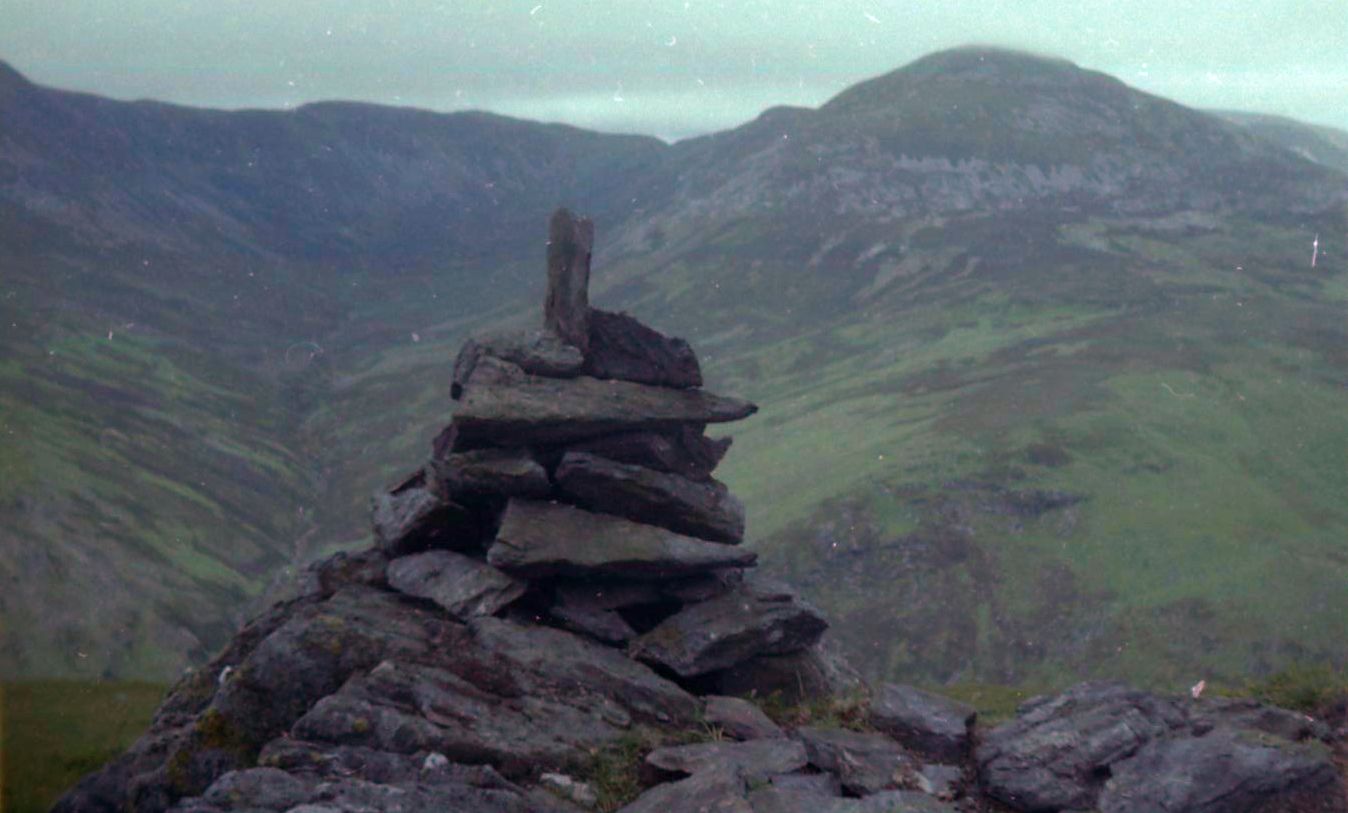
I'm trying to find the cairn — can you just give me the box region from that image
[371,208,830,683]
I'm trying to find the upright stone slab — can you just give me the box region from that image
[545,208,593,351]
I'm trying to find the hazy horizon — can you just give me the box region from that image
[3,1,1346,140]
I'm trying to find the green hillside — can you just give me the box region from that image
[2,47,1346,699]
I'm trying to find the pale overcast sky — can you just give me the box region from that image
[3,0,1346,140]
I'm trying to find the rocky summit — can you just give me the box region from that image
[56,212,1347,813]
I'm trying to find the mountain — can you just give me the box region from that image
[1217,110,1348,175]
[2,48,1347,691]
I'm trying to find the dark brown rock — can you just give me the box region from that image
[386,550,526,619]
[487,499,756,580]
[545,208,593,351]
[585,308,702,388]
[630,575,828,678]
[868,684,975,764]
[555,451,746,543]
[451,328,585,400]
[453,362,757,446]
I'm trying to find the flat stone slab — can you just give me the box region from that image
[386,550,525,619]
[563,427,731,481]
[868,683,975,763]
[453,362,757,445]
[796,727,922,796]
[704,695,784,741]
[451,328,585,399]
[555,451,745,543]
[646,739,808,783]
[428,447,551,499]
[618,765,751,813]
[487,499,756,580]
[747,788,957,813]
[371,476,480,556]
[630,575,827,678]
[712,637,865,704]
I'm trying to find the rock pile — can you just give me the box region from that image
[56,211,1347,813]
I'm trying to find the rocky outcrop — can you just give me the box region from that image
[56,211,1346,813]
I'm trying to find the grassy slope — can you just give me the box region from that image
[694,210,1348,689]
[1,681,165,813]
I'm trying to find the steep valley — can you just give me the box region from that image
[2,47,1347,695]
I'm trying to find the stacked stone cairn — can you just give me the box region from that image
[372,207,833,689]
[56,210,1346,813]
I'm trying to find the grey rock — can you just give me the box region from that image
[555,452,745,543]
[301,547,389,598]
[469,616,700,726]
[555,580,664,611]
[371,472,484,556]
[618,765,751,813]
[747,788,957,813]
[289,659,620,777]
[538,772,600,808]
[453,362,757,446]
[632,576,827,678]
[545,208,593,351]
[704,695,785,741]
[976,681,1191,811]
[1186,695,1334,743]
[584,308,702,388]
[196,768,307,810]
[1099,726,1344,813]
[551,595,639,645]
[386,550,526,619]
[488,499,756,580]
[914,763,962,800]
[868,684,975,763]
[646,739,808,783]
[452,328,585,400]
[428,447,552,499]
[257,740,518,789]
[711,636,865,704]
[768,772,842,796]
[796,727,921,796]
[563,428,731,481]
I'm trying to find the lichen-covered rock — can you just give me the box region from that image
[1098,726,1345,813]
[704,695,785,741]
[386,550,526,619]
[796,727,921,796]
[747,787,957,812]
[867,684,975,764]
[618,765,751,813]
[645,739,808,783]
[631,576,827,678]
[488,499,756,579]
[555,452,745,543]
[710,636,865,704]
[976,681,1190,811]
